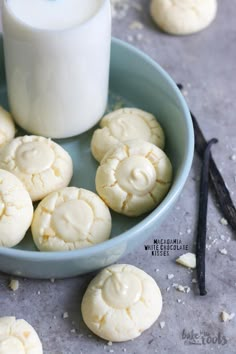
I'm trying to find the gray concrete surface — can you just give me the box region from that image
[0,1,236,353]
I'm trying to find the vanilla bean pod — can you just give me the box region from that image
[177,83,236,232]
[197,138,218,296]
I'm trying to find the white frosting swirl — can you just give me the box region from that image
[102,272,142,309]
[16,141,55,174]
[109,115,151,141]
[115,156,156,195]
[51,199,94,242]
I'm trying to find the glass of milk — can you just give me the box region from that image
[2,0,111,138]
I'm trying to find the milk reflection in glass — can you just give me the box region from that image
[2,0,111,138]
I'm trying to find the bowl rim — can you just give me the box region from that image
[0,37,194,261]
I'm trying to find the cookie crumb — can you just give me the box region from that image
[173,283,190,293]
[219,248,228,255]
[111,0,129,20]
[167,274,174,280]
[185,286,190,293]
[9,279,19,291]
[220,218,228,225]
[136,33,143,41]
[176,253,196,269]
[63,312,69,319]
[159,321,165,329]
[108,341,113,346]
[173,284,184,292]
[129,21,143,30]
[221,311,235,322]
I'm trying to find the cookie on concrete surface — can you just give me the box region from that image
[91,108,165,162]
[0,106,15,148]
[0,169,33,248]
[0,316,43,353]
[96,140,172,216]
[0,135,73,201]
[31,187,112,252]
[150,0,217,35]
[81,264,163,342]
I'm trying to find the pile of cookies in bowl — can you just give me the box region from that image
[0,105,172,252]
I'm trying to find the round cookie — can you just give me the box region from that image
[150,0,217,35]
[96,140,172,216]
[31,187,112,252]
[0,317,43,354]
[0,106,15,148]
[81,264,163,342]
[0,169,33,248]
[0,135,73,201]
[91,108,165,162]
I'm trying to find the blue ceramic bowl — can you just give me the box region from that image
[0,38,194,279]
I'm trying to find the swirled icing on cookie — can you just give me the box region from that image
[96,140,172,216]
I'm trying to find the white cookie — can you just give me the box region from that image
[0,106,15,148]
[91,108,165,162]
[150,0,217,35]
[31,187,112,252]
[81,264,162,342]
[96,140,172,216]
[0,169,33,248]
[0,317,43,354]
[0,135,73,201]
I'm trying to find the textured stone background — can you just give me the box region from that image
[0,1,236,353]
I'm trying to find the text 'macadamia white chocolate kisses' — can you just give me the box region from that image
[2,0,111,138]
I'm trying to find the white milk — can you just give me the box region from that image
[2,0,111,138]
[6,0,102,30]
